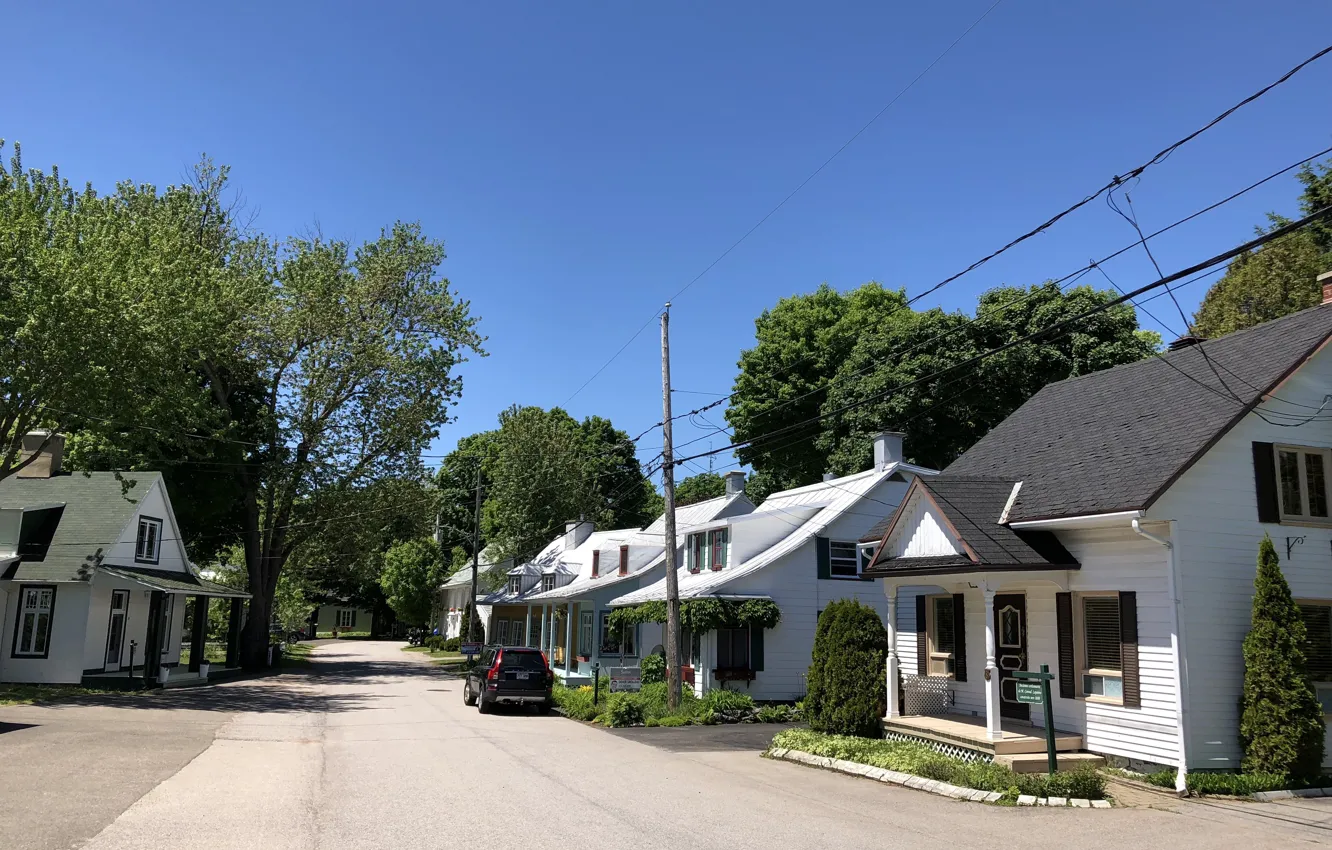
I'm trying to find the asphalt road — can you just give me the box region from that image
[4,641,1331,849]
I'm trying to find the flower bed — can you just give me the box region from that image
[769,729,1107,802]
[552,681,801,728]
[1141,769,1332,797]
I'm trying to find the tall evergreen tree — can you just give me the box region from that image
[1240,535,1325,779]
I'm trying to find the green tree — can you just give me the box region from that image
[380,537,448,626]
[674,472,725,506]
[1240,535,1325,779]
[480,406,655,561]
[199,223,483,667]
[0,143,235,481]
[805,598,887,737]
[1194,159,1332,338]
[725,283,902,499]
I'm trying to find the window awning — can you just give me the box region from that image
[99,565,251,598]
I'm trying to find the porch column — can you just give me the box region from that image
[983,584,1001,740]
[143,590,166,684]
[188,595,209,673]
[525,605,534,647]
[590,603,601,672]
[225,597,244,668]
[884,583,900,719]
[564,603,575,676]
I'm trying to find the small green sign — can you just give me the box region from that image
[1015,681,1043,704]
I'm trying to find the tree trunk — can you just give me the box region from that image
[240,584,271,669]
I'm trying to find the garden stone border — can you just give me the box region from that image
[768,747,1110,808]
[1252,787,1332,802]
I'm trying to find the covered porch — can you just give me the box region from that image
[87,566,250,687]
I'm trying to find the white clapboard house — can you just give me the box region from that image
[861,288,1332,786]
[611,433,936,699]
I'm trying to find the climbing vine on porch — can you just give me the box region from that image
[608,598,781,633]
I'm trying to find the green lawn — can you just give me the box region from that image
[400,646,466,665]
[0,683,135,706]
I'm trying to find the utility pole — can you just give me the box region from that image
[661,303,682,710]
[468,463,482,656]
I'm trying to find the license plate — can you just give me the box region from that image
[515,672,529,680]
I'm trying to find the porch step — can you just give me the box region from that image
[881,717,1083,756]
[995,752,1106,774]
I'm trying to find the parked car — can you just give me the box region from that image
[462,646,554,714]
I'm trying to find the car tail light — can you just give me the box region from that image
[541,652,554,683]
[486,650,503,682]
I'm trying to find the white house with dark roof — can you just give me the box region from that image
[0,434,248,685]
[862,288,1332,786]
[611,434,936,699]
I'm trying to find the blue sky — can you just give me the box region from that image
[5,2,1332,480]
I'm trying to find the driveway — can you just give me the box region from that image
[4,641,1330,849]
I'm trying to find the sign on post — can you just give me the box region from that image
[609,666,641,693]
[1015,681,1043,704]
[459,642,481,657]
[1012,665,1059,775]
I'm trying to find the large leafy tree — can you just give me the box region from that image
[674,472,725,507]
[0,143,233,481]
[380,537,448,626]
[727,281,1157,489]
[478,406,656,561]
[1194,160,1332,338]
[201,223,483,667]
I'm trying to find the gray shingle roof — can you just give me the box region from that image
[100,565,249,597]
[947,303,1332,522]
[864,477,1076,576]
[0,471,159,582]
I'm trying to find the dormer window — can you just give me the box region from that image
[508,576,522,595]
[541,574,556,593]
[688,527,729,572]
[135,517,163,564]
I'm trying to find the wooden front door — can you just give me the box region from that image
[993,593,1029,721]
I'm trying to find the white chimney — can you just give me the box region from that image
[823,473,835,482]
[1319,270,1332,305]
[723,471,746,497]
[873,431,904,472]
[17,431,64,479]
[564,519,594,551]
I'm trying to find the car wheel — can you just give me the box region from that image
[477,690,491,714]
[536,701,552,716]
[463,680,477,706]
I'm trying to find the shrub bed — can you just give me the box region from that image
[770,729,1107,801]
[1142,769,1332,796]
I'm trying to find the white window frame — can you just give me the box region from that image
[1276,444,1332,525]
[541,575,556,593]
[508,576,522,595]
[924,594,955,678]
[135,516,163,564]
[497,619,510,646]
[578,611,594,657]
[12,585,56,657]
[829,541,860,578]
[687,527,730,572]
[1075,591,1123,705]
[336,609,355,629]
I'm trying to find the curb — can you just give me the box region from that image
[1252,787,1332,802]
[767,748,1110,808]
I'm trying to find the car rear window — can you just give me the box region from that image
[499,650,546,671]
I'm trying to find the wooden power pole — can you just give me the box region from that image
[661,303,682,710]
[468,463,482,654]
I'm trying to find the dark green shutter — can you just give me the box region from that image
[915,594,927,676]
[351,609,358,628]
[1119,591,1141,708]
[952,593,967,683]
[1056,592,1075,699]
[1253,442,1280,523]
[750,627,764,672]
[816,537,831,580]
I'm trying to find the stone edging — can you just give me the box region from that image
[767,747,1110,808]
[1252,787,1332,802]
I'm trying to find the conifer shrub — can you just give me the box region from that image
[1240,534,1325,779]
[805,598,887,738]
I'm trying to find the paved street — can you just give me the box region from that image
[3,641,1331,849]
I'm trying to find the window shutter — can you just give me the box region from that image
[619,544,629,576]
[1301,605,1332,680]
[1253,441,1280,523]
[591,551,599,578]
[1056,592,1075,699]
[750,627,764,672]
[952,593,967,683]
[816,537,831,580]
[351,610,358,628]
[915,594,927,676]
[1119,591,1140,708]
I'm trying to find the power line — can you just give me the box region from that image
[560,0,1006,405]
[906,43,1332,307]
[669,205,1332,468]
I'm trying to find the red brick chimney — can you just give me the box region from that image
[1320,270,1332,305]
